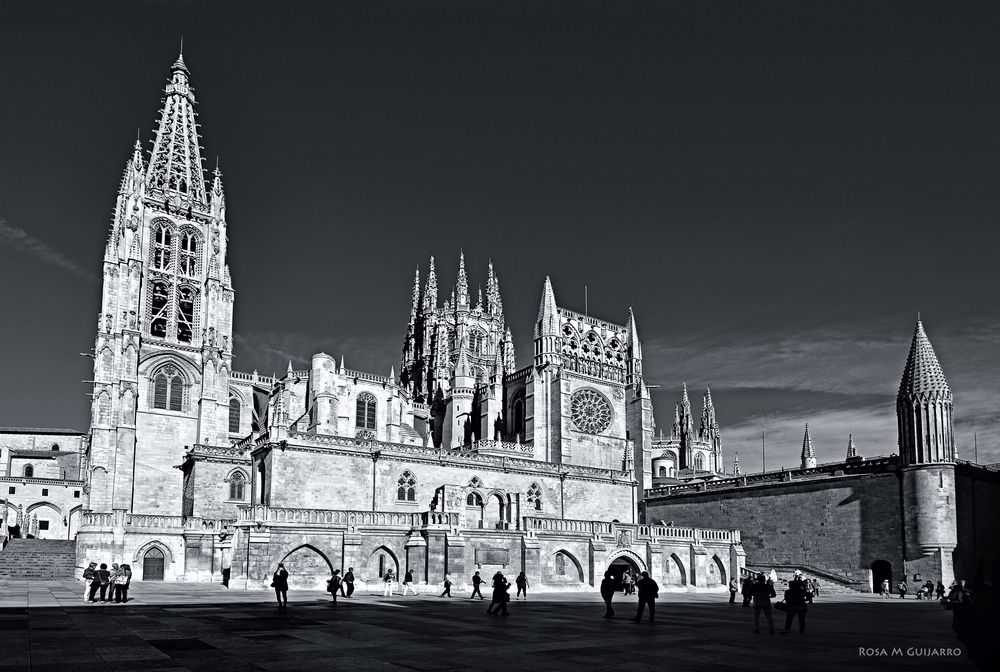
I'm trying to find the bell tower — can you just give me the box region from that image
[88,50,236,514]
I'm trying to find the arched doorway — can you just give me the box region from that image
[143,548,165,581]
[871,560,892,594]
[607,554,641,592]
[367,546,399,583]
[706,555,727,585]
[281,545,333,590]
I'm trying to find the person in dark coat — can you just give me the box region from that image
[781,572,809,634]
[344,567,355,597]
[272,562,289,609]
[328,570,341,605]
[634,571,658,623]
[600,571,616,618]
[120,564,132,603]
[751,573,776,634]
[729,577,739,604]
[936,581,946,600]
[486,572,510,616]
[471,571,485,599]
[89,563,111,602]
[741,576,753,607]
[515,572,529,600]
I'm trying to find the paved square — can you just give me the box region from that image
[0,581,978,671]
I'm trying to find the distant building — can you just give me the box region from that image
[644,321,1000,593]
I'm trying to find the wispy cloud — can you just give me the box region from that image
[232,331,399,378]
[0,217,97,282]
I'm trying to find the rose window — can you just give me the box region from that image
[571,389,612,434]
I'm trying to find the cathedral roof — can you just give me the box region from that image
[898,320,951,398]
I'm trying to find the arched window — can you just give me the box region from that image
[23,464,34,478]
[397,470,416,502]
[153,225,172,270]
[694,453,705,471]
[152,365,184,411]
[658,466,667,477]
[555,553,566,575]
[469,476,483,489]
[100,349,114,379]
[50,444,60,451]
[356,392,377,430]
[469,329,485,354]
[466,492,483,507]
[150,282,170,338]
[176,287,195,343]
[229,471,246,501]
[527,483,542,511]
[228,398,241,433]
[179,232,197,276]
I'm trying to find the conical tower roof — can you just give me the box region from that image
[898,320,951,398]
[801,424,816,460]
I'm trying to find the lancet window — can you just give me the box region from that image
[356,392,377,430]
[152,365,184,411]
[228,398,241,433]
[179,232,198,276]
[153,225,172,270]
[397,470,416,502]
[176,287,195,343]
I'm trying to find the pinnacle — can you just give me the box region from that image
[898,319,951,398]
[801,424,815,458]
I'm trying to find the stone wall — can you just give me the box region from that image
[955,464,1000,583]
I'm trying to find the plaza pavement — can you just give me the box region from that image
[0,580,977,672]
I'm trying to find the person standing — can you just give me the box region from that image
[812,578,821,598]
[936,581,946,600]
[634,571,658,623]
[111,564,127,603]
[780,572,809,635]
[438,572,453,597]
[82,562,97,603]
[272,562,289,609]
[751,573,776,634]
[741,576,753,607]
[328,570,341,605]
[515,572,529,600]
[383,568,396,597]
[119,564,132,603]
[401,569,417,596]
[622,572,633,596]
[898,579,908,599]
[471,571,484,599]
[881,578,891,598]
[90,563,111,603]
[344,567,355,598]
[487,572,510,616]
[600,571,616,618]
[729,577,739,605]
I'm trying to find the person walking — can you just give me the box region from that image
[471,571,485,599]
[272,562,289,609]
[90,563,111,603]
[634,571,659,623]
[741,576,753,607]
[82,562,97,603]
[383,569,396,597]
[439,572,453,597]
[344,567,355,597]
[729,577,739,605]
[751,573,776,634]
[780,571,809,635]
[486,572,510,616]
[515,572,529,600]
[600,570,616,618]
[401,569,417,596]
[812,578,821,598]
[936,581,946,600]
[881,578,891,598]
[898,579,908,599]
[328,570,341,605]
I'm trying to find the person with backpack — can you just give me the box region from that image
[515,571,529,600]
[82,562,97,603]
[470,571,485,599]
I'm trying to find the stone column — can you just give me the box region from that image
[404,532,428,584]
[445,533,467,589]
[522,535,542,588]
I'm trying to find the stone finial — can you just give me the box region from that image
[846,433,858,459]
[801,423,817,469]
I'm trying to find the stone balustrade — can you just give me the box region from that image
[235,505,459,530]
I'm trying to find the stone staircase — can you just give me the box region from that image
[744,563,868,595]
[0,539,78,580]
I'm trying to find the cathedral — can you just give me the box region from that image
[57,52,742,590]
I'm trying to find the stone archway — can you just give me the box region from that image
[280,544,334,590]
[606,550,646,591]
[706,554,727,585]
[871,559,892,594]
[367,546,400,584]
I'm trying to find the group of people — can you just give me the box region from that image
[740,570,810,634]
[880,577,948,599]
[600,570,659,622]
[82,561,132,603]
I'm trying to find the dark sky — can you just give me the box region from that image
[1,1,998,469]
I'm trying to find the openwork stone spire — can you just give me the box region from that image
[846,433,858,459]
[800,423,817,469]
[733,452,741,476]
[456,250,469,308]
[146,49,207,204]
[424,256,438,310]
[896,319,954,465]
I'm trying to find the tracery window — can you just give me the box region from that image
[228,471,246,501]
[694,453,706,471]
[153,225,172,270]
[555,553,566,575]
[397,470,416,502]
[228,398,241,433]
[469,476,483,489]
[527,482,542,511]
[152,365,184,411]
[176,287,195,343]
[179,232,198,276]
[466,492,483,506]
[570,389,612,435]
[356,392,377,430]
[150,282,170,338]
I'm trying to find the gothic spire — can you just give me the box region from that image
[801,423,817,469]
[699,388,717,436]
[503,327,515,373]
[487,259,504,318]
[455,337,472,380]
[846,433,858,459]
[424,256,438,310]
[733,452,741,476]
[476,285,484,311]
[146,49,208,204]
[898,319,951,399]
[456,250,469,309]
[409,266,421,322]
[625,307,642,384]
[535,276,558,337]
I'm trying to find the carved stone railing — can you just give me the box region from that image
[235,506,458,530]
[345,368,391,385]
[231,370,275,386]
[467,439,534,455]
[190,444,249,460]
[125,513,185,528]
[81,511,114,527]
[523,516,612,536]
[183,517,236,532]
